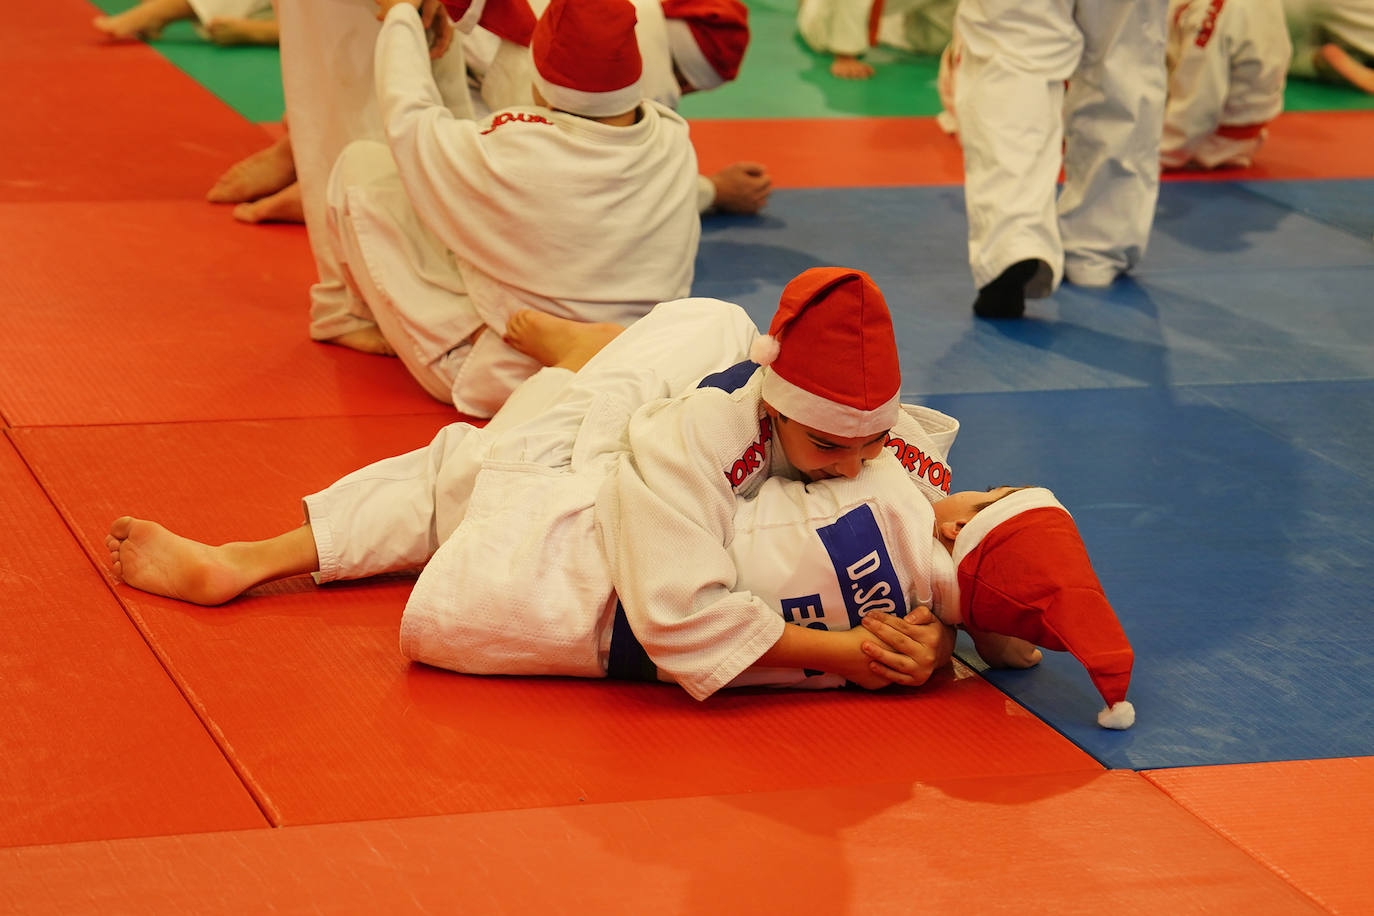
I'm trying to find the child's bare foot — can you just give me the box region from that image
[232,182,304,224]
[327,326,396,356]
[107,517,255,606]
[968,629,1043,669]
[207,135,296,204]
[830,55,875,80]
[503,309,623,370]
[203,16,279,46]
[92,0,192,40]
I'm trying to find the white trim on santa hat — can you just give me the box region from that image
[664,19,723,91]
[950,486,1066,568]
[450,0,486,34]
[760,366,900,439]
[531,74,644,118]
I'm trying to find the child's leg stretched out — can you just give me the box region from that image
[106,518,318,606]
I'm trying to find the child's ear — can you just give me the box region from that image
[938,519,965,542]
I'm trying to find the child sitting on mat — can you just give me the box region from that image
[1161,0,1292,170]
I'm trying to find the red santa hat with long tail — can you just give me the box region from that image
[661,0,750,90]
[749,267,901,439]
[529,0,643,118]
[951,487,1137,729]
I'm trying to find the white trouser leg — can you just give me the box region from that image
[276,0,474,339]
[1058,0,1167,285]
[325,141,485,404]
[955,0,1080,296]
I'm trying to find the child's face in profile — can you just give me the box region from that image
[932,486,1022,550]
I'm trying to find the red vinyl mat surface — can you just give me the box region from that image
[0,434,266,848]
[0,771,1323,914]
[1147,758,1374,915]
[0,200,451,427]
[13,416,1103,828]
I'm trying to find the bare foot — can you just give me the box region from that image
[968,628,1043,669]
[830,55,875,80]
[107,517,255,606]
[503,309,623,370]
[232,182,304,224]
[92,0,192,40]
[207,134,296,204]
[327,326,396,356]
[204,16,279,46]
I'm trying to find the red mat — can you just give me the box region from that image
[0,200,451,427]
[14,416,1102,828]
[0,433,266,849]
[690,111,1374,190]
[1147,758,1374,915]
[0,8,275,204]
[0,771,1324,914]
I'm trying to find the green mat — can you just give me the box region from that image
[93,0,1374,124]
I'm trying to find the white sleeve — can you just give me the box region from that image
[598,393,786,701]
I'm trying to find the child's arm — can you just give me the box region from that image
[754,607,955,689]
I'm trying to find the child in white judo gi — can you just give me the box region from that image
[94,0,277,45]
[106,270,962,696]
[1162,0,1292,170]
[320,0,701,419]
[950,0,1168,320]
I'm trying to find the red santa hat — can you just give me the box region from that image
[661,0,750,91]
[530,0,643,118]
[951,487,1137,729]
[442,0,536,46]
[748,267,901,438]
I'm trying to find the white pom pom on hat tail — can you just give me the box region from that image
[1097,700,1135,730]
[749,334,780,367]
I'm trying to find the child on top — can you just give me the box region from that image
[1162,0,1292,170]
[108,273,959,694]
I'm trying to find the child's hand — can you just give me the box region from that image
[851,607,954,688]
[419,0,453,59]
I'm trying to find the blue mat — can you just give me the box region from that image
[695,179,1374,769]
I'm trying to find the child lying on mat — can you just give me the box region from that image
[108,280,1134,722]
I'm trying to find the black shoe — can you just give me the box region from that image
[972,259,1041,320]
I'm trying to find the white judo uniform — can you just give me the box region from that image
[461,0,719,212]
[322,4,700,417]
[1163,0,1291,170]
[954,0,1169,293]
[301,298,959,698]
